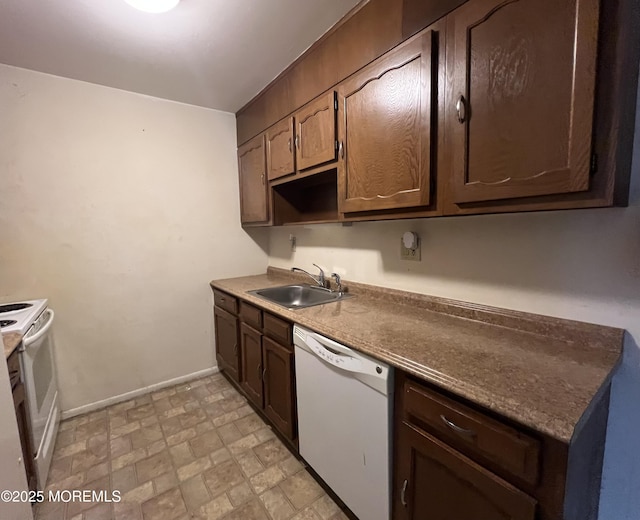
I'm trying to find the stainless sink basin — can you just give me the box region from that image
[248,284,352,310]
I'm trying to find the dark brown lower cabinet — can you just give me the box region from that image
[394,422,537,520]
[239,322,264,408]
[213,306,240,382]
[262,336,296,440]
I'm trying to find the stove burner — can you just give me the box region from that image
[0,320,17,327]
[0,303,33,313]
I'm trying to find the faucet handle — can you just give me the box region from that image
[312,263,326,286]
[331,273,343,295]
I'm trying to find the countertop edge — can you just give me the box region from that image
[3,332,23,359]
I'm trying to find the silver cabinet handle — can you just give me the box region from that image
[295,135,300,149]
[260,173,265,185]
[288,138,292,152]
[262,368,267,382]
[233,343,238,356]
[456,95,467,124]
[401,479,408,507]
[440,414,476,438]
[338,141,344,159]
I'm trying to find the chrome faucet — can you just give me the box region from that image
[291,264,328,288]
[331,273,343,296]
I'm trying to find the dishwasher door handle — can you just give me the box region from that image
[305,336,363,373]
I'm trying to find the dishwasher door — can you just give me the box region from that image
[293,325,393,520]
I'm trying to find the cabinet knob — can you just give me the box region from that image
[401,479,408,507]
[456,95,467,124]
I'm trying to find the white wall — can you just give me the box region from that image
[269,107,640,518]
[0,65,268,412]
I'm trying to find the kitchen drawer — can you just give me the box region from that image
[263,312,292,348]
[240,301,263,330]
[214,290,238,315]
[403,380,540,485]
[7,350,21,390]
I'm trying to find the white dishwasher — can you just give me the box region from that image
[294,325,393,520]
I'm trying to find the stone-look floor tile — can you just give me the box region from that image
[212,410,240,427]
[177,456,212,482]
[140,414,159,428]
[46,454,73,485]
[122,481,155,504]
[111,435,132,458]
[192,494,234,520]
[84,504,113,520]
[253,438,291,467]
[34,497,67,520]
[254,427,277,443]
[152,396,173,413]
[126,403,156,422]
[170,441,195,467]
[202,459,245,497]
[109,400,137,414]
[179,408,207,428]
[55,428,76,449]
[130,424,164,450]
[112,447,148,471]
[278,456,304,478]
[224,498,270,520]
[311,494,341,520]
[180,475,211,511]
[112,465,138,495]
[151,387,176,401]
[66,475,111,517]
[74,418,108,441]
[114,502,143,520]
[85,460,110,483]
[141,487,187,520]
[235,413,265,436]
[260,487,296,519]
[45,472,84,493]
[227,433,261,455]
[110,413,129,429]
[217,422,243,445]
[112,421,142,439]
[68,513,83,520]
[153,471,179,495]
[227,481,255,507]
[236,405,255,419]
[210,447,233,466]
[194,420,215,435]
[136,451,173,483]
[189,430,223,457]
[146,439,167,457]
[236,451,265,478]
[53,439,87,460]
[71,443,108,474]
[221,395,246,412]
[250,465,286,495]
[86,409,109,422]
[166,427,197,447]
[134,394,152,406]
[291,507,323,520]
[279,471,324,510]
[169,391,196,408]
[159,406,185,421]
[327,512,349,520]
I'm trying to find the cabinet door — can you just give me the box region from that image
[240,322,263,408]
[337,31,436,213]
[238,134,269,224]
[214,306,240,382]
[447,0,599,204]
[266,117,295,181]
[294,91,337,171]
[262,337,296,441]
[394,422,537,520]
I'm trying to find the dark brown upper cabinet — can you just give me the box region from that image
[337,30,437,213]
[446,0,599,204]
[294,91,338,171]
[266,117,295,181]
[238,134,269,225]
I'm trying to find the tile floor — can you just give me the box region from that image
[36,373,348,520]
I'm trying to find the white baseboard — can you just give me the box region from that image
[61,366,220,420]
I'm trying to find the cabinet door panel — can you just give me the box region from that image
[394,422,537,520]
[240,323,263,408]
[295,92,337,171]
[448,0,598,203]
[238,134,269,224]
[214,307,239,382]
[262,337,296,441]
[338,31,436,213]
[266,117,295,181]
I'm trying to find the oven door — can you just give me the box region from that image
[20,309,57,454]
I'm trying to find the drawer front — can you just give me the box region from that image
[214,290,238,315]
[404,380,540,485]
[239,301,263,330]
[263,312,292,347]
[7,351,21,389]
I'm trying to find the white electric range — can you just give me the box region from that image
[1,299,60,490]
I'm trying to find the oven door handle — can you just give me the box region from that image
[22,309,55,348]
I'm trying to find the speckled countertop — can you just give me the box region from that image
[210,268,624,444]
[3,332,22,359]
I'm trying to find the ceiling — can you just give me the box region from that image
[0,0,361,112]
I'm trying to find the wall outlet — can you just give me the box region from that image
[400,232,421,261]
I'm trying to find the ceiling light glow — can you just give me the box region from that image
[123,0,180,13]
